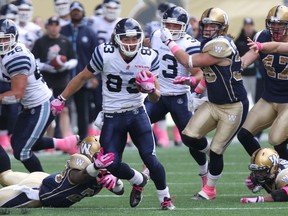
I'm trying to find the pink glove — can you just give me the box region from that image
[240,196,264,203]
[50,95,65,116]
[98,172,117,190]
[173,76,196,86]
[135,70,155,93]
[94,148,114,169]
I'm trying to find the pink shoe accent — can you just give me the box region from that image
[172,126,181,143]
[201,185,216,200]
[0,134,11,151]
[56,135,79,155]
[154,124,169,148]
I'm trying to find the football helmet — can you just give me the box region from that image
[102,0,121,21]
[13,0,32,23]
[0,19,18,55]
[54,0,71,17]
[161,6,189,40]
[79,136,101,161]
[156,2,175,20]
[249,148,280,184]
[114,18,144,57]
[0,4,19,22]
[266,5,288,41]
[200,7,229,39]
[94,4,103,17]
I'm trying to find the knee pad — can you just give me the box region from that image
[209,150,224,176]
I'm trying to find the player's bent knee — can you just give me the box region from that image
[210,145,224,155]
[269,135,286,146]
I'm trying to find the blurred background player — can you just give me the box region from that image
[93,3,103,17]
[241,148,288,203]
[235,18,258,108]
[61,1,98,140]
[0,18,78,172]
[54,0,71,26]
[0,136,124,208]
[32,15,77,138]
[161,7,249,200]
[12,0,43,50]
[239,5,288,159]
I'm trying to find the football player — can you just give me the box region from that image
[54,0,71,26]
[12,0,43,50]
[146,6,207,185]
[238,5,288,159]
[0,136,124,208]
[0,19,79,172]
[161,8,249,200]
[51,18,175,210]
[241,148,288,203]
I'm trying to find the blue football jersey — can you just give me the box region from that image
[256,30,288,103]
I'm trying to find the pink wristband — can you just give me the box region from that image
[194,78,207,94]
[168,41,181,55]
[256,42,263,51]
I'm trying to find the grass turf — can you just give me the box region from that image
[2,141,286,216]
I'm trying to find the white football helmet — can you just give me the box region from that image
[54,0,71,17]
[102,0,121,21]
[14,0,33,23]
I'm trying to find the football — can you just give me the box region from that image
[50,55,67,70]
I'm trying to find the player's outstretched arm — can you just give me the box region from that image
[248,37,288,54]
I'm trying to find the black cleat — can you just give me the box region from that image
[161,197,176,210]
[129,173,148,207]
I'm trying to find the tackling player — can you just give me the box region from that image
[0,19,79,172]
[241,148,288,203]
[161,8,249,200]
[238,5,288,159]
[0,136,124,208]
[147,6,208,186]
[51,18,175,210]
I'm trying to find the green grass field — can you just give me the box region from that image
[2,141,286,216]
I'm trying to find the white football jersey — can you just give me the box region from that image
[18,22,43,50]
[0,43,52,108]
[18,26,34,50]
[151,29,201,95]
[87,43,159,112]
[88,16,121,44]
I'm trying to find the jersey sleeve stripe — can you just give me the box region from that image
[6,61,31,74]
[91,52,103,71]
[151,65,159,71]
[151,55,159,67]
[186,46,200,53]
[187,50,200,55]
[8,65,30,74]
[4,56,31,70]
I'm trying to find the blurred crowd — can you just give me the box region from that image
[0,0,265,151]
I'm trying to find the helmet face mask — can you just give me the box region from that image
[103,0,120,21]
[266,5,288,42]
[161,6,188,40]
[249,148,280,184]
[0,19,18,55]
[18,4,32,23]
[114,18,144,57]
[54,0,71,17]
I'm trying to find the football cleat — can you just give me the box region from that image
[161,197,176,210]
[129,173,148,208]
[192,185,216,200]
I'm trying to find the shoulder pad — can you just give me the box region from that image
[68,154,92,171]
[254,30,265,42]
[202,37,232,58]
[276,168,288,189]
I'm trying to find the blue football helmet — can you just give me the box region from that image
[114,18,144,57]
[161,6,189,40]
[0,19,18,55]
[156,2,175,20]
[0,4,19,22]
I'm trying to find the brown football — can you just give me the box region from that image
[50,55,67,70]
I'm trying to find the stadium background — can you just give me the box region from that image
[9,0,284,36]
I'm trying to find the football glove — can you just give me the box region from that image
[173,76,196,86]
[50,95,65,116]
[97,171,117,191]
[135,70,155,93]
[94,148,114,169]
[160,27,173,46]
[240,196,264,203]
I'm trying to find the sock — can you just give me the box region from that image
[274,140,288,160]
[173,126,181,142]
[237,128,261,156]
[128,169,143,185]
[0,145,11,173]
[53,138,65,149]
[207,172,221,188]
[199,161,208,176]
[22,154,43,172]
[157,186,170,203]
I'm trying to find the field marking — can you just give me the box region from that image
[95,194,253,198]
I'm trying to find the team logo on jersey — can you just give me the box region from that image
[177,98,184,104]
[135,65,150,69]
[82,36,88,43]
[214,46,223,53]
[228,114,236,122]
[76,158,85,166]
[281,174,288,183]
[126,65,130,70]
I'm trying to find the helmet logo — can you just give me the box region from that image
[80,143,92,155]
[270,16,280,22]
[269,154,279,166]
